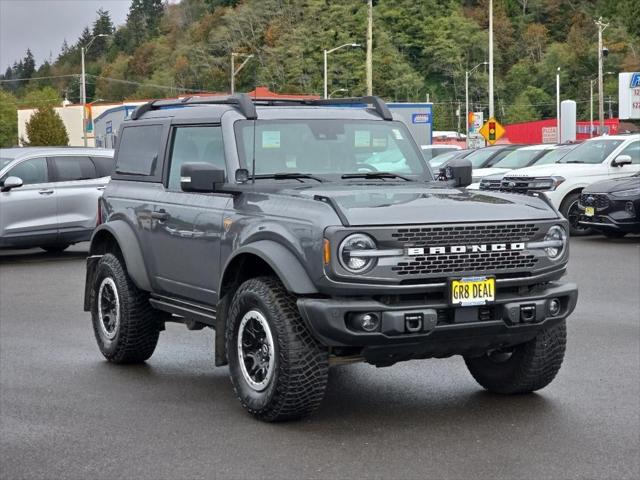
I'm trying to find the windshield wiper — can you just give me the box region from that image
[341,172,413,181]
[254,173,324,182]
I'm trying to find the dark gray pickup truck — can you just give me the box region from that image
[84,95,577,421]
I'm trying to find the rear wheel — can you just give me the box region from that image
[464,320,566,394]
[560,192,592,236]
[42,244,70,253]
[91,253,159,364]
[226,277,329,422]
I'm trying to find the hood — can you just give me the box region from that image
[505,162,604,178]
[471,167,511,181]
[277,182,557,226]
[583,175,640,194]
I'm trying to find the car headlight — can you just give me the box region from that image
[611,188,639,198]
[338,233,377,273]
[530,176,565,191]
[544,225,567,260]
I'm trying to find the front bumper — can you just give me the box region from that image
[298,281,577,365]
[578,199,640,233]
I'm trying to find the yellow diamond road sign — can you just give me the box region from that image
[479,117,505,145]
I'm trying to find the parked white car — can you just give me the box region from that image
[0,147,115,251]
[499,134,640,235]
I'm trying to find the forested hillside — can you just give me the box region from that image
[1,0,639,133]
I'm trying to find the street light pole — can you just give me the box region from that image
[595,17,609,134]
[465,61,487,148]
[329,88,348,99]
[323,43,360,99]
[590,79,595,137]
[230,52,254,95]
[81,34,110,147]
[488,0,494,119]
[556,67,561,143]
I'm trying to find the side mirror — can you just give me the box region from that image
[180,163,225,193]
[612,155,632,167]
[439,158,472,188]
[0,176,24,192]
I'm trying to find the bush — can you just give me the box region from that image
[0,90,18,147]
[24,106,69,146]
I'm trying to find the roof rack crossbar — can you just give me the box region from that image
[249,96,393,121]
[130,93,257,121]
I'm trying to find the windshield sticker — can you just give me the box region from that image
[372,136,387,148]
[262,131,281,149]
[354,130,371,148]
[392,129,403,140]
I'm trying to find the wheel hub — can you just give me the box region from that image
[237,310,275,392]
[98,277,120,340]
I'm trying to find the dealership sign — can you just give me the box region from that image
[619,72,640,120]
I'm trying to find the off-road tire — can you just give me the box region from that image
[560,192,592,236]
[464,320,567,394]
[91,253,159,364]
[42,244,70,253]
[226,276,329,422]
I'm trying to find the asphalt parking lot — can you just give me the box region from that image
[1,236,639,480]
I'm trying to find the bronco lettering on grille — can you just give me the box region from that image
[405,243,525,256]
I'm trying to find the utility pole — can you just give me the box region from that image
[231,52,253,95]
[595,17,609,134]
[590,79,595,137]
[556,67,561,143]
[488,0,494,119]
[366,0,373,95]
[81,33,109,147]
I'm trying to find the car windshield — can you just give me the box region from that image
[557,139,623,164]
[534,145,575,165]
[464,147,502,168]
[235,119,431,180]
[1,157,15,169]
[493,148,547,169]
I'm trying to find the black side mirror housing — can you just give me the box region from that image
[612,154,632,167]
[180,163,225,193]
[439,158,472,188]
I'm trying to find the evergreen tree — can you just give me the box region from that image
[22,49,36,79]
[24,106,69,146]
[92,8,115,57]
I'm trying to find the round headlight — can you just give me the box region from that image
[338,233,377,273]
[544,225,567,260]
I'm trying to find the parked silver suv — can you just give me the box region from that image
[0,147,114,252]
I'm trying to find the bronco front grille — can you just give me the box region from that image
[580,193,610,210]
[390,223,540,246]
[391,250,538,276]
[479,179,502,190]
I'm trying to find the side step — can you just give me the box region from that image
[149,294,216,328]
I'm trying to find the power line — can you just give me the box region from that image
[88,75,204,93]
[0,74,79,83]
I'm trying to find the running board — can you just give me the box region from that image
[149,294,216,327]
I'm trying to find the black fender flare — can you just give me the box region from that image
[90,220,152,292]
[219,240,319,296]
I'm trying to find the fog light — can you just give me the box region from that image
[625,201,635,216]
[548,298,561,316]
[348,312,380,332]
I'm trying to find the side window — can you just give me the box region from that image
[167,125,225,191]
[91,156,116,177]
[51,156,97,181]
[116,125,163,176]
[619,141,640,164]
[2,158,48,185]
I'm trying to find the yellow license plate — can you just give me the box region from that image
[451,277,495,306]
[585,206,595,217]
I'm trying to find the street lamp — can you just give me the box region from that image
[465,61,487,148]
[81,34,110,147]
[556,67,561,143]
[231,52,254,95]
[329,88,348,98]
[323,43,360,99]
[590,71,615,137]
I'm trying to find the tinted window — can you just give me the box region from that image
[493,149,547,169]
[91,156,115,177]
[464,147,502,168]
[558,139,623,164]
[116,125,163,175]
[619,141,639,164]
[535,145,575,165]
[52,156,97,181]
[2,157,48,185]
[485,148,515,167]
[168,126,225,191]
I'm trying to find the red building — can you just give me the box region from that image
[503,118,620,144]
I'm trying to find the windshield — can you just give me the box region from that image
[1,157,15,169]
[464,147,504,168]
[534,145,575,165]
[558,139,623,164]
[235,119,431,180]
[493,148,547,169]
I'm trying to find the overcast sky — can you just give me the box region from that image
[0,0,131,72]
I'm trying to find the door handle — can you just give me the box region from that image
[38,189,54,195]
[96,186,106,191]
[151,210,169,220]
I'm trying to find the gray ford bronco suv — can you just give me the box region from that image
[84,94,578,421]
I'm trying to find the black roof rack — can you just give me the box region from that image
[130,93,257,121]
[130,94,392,121]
